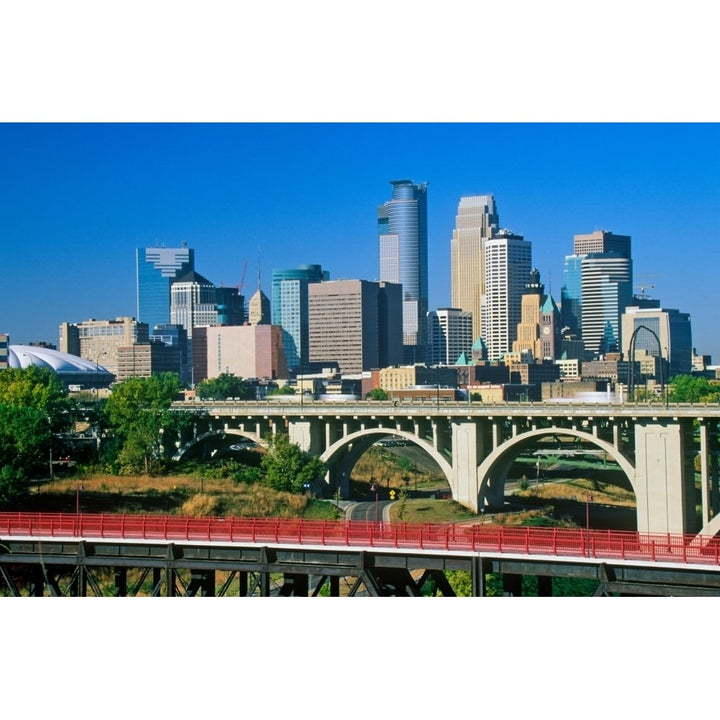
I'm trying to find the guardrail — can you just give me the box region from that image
[1,513,718,566]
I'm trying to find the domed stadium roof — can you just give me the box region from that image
[7,345,115,387]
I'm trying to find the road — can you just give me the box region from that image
[345,499,394,523]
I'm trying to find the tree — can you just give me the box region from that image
[103,373,181,474]
[267,385,296,396]
[668,374,720,404]
[0,366,71,506]
[260,433,326,493]
[366,388,388,401]
[196,373,250,400]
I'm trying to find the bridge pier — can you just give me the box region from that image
[634,420,697,535]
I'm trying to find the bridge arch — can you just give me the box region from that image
[476,427,637,512]
[320,428,453,497]
[172,429,268,462]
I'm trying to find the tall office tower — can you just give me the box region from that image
[248,288,271,325]
[621,306,693,376]
[271,264,328,372]
[215,287,245,326]
[512,269,560,360]
[481,229,532,361]
[170,270,218,338]
[450,195,499,343]
[308,279,403,374]
[136,244,195,330]
[378,179,429,364]
[427,308,473,366]
[562,230,633,355]
[59,317,149,379]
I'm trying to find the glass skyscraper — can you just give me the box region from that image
[271,264,328,372]
[561,231,633,357]
[378,179,429,363]
[136,244,195,331]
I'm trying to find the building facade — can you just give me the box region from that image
[512,269,560,360]
[136,244,195,330]
[621,305,693,377]
[561,230,633,357]
[482,229,532,361]
[378,179,429,363]
[427,308,473,366]
[170,270,218,338]
[271,264,328,373]
[450,194,499,343]
[308,279,403,374]
[205,325,287,381]
[59,317,149,379]
[248,288,271,325]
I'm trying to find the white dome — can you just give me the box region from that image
[7,345,114,386]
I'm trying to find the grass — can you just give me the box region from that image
[28,473,337,519]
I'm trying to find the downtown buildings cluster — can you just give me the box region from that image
[1,179,710,400]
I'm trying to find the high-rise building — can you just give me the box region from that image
[136,244,195,330]
[450,195,499,343]
[621,306,693,377]
[378,179,429,363]
[271,264,328,372]
[427,308,473,366]
[170,270,217,338]
[308,279,403,374]
[215,286,245,327]
[482,229,532,361]
[561,230,633,357]
[248,288,271,325]
[59,317,149,379]
[512,269,561,360]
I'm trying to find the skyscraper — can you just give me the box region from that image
[378,179,429,363]
[170,270,217,338]
[450,195,499,343]
[482,229,532,361]
[427,308,473,366]
[136,244,195,330]
[621,305,692,377]
[271,264,328,372]
[308,279,403,374]
[561,230,633,357]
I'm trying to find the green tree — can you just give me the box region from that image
[267,385,296,396]
[366,388,388,401]
[0,366,71,506]
[668,374,720,404]
[103,373,180,474]
[196,373,250,400]
[260,433,326,493]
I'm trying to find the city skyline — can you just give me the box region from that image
[2,123,719,362]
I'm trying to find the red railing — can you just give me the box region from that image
[0,512,718,567]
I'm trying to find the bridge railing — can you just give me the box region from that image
[0,513,718,567]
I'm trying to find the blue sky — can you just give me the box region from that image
[2,122,719,361]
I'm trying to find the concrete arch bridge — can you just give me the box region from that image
[170,400,720,538]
